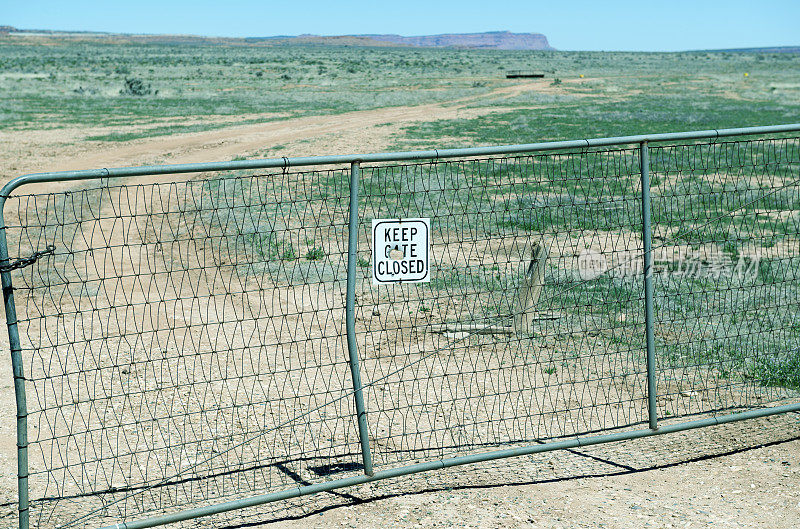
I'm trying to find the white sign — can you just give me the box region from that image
[372,218,430,284]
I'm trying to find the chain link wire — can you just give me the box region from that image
[2,136,799,528]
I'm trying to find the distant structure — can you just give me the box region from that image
[506,71,545,79]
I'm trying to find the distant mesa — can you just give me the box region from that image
[355,31,554,50]
[249,31,554,50]
[3,28,799,53]
[2,27,555,50]
[697,46,800,54]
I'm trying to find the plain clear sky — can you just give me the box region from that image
[3,0,799,52]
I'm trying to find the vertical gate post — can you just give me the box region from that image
[0,200,30,529]
[640,142,658,430]
[346,161,375,476]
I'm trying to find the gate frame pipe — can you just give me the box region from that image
[640,141,659,430]
[2,124,800,197]
[0,201,29,529]
[346,161,374,476]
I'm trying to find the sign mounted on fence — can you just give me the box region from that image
[372,218,430,284]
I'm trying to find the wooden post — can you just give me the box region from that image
[514,241,548,335]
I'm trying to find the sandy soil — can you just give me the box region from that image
[0,78,798,529]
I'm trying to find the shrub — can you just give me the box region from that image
[305,247,325,261]
[120,77,157,96]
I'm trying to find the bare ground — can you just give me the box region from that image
[0,78,798,528]
[278,439,800,529]
[268,421,800,529]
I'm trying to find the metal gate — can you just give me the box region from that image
[1,124,799,528]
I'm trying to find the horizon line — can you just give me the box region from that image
[2,26,798,53]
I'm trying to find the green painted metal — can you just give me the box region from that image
[346,162,374,476]
[0,198,30,529]
[97,401,800,529]
[3,123,800,529]
[2,124,800,198]
[640,141,658,430]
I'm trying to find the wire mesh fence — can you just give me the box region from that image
[355,151,649,468]
[4,170,365,527]
[1,130,799,528]
[648,139,800,416]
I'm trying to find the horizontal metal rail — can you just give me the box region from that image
[2,123,800,198]
[100,402,800,529]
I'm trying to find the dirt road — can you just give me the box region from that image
[0,79,569,178]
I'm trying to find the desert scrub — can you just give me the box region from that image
[120,77,157,96]
[305,247,325,261]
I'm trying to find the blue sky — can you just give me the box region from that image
[3,0,799,51]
